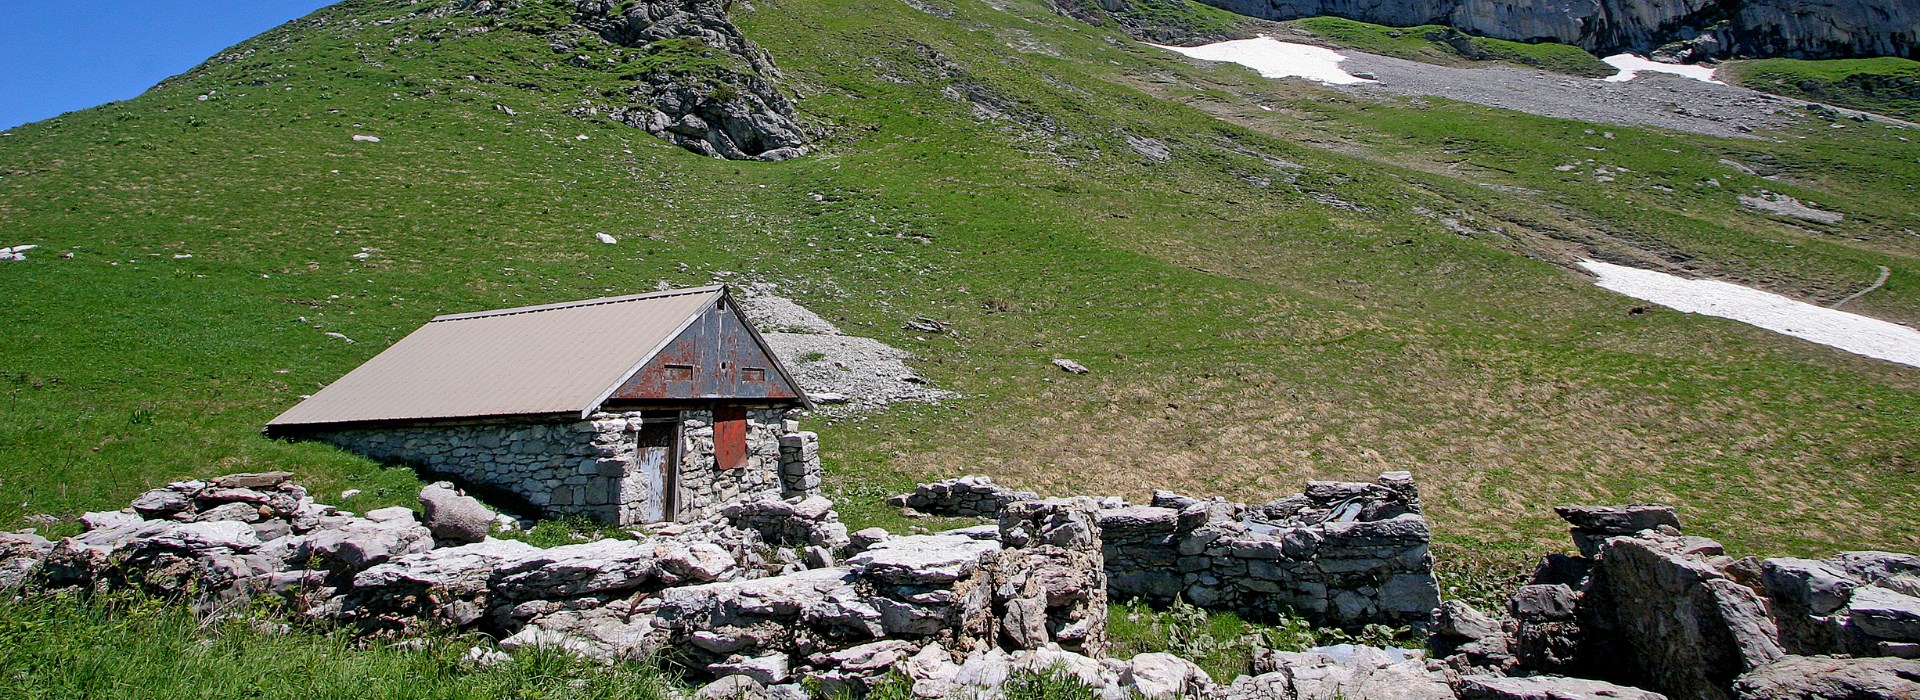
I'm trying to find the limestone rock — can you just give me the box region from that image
[1457,675,1668,700]
[1848,585,1920,642]
[1257,645,1452,700]
[696,675,769,700]
[80,511,142,531]
[419,482,494,545]
[492,538,657,599]
[1123,652,1212,698]
[1555,505,1680,557]
[297,517,434,574]
[847,535,1001,586]
[499,606,659,662]
[1732,655,1920,700]
[1588,532,1784,700]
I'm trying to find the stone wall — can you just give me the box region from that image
[888,475,1039,517]
[1100,472,1438,628]
[894,471,1441,629]
[308,408,817,525]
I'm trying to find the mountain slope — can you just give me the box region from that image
[0,0,1916,561]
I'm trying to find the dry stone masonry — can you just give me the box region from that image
[895,470,1440,629]
[307,408,820,525]
[8,469,1920,699]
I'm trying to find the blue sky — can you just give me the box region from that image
[0,1,337,131]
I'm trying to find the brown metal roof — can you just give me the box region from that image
[268,286,751,429]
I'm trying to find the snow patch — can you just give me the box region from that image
[1153,38,1376,85]
[1579,260,1920,369]
[1600,54,1722,84]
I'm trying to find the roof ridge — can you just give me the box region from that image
[430,285,726,323]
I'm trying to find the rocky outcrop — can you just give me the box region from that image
[572,0,812,161]
[1188,0,1918,60]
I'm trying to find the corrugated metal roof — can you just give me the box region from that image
[268,286,726,428]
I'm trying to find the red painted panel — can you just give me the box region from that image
[611,298,803,402]
[714,406,747,470]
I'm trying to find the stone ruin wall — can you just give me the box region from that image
[895,472,1440,629]
[307,409,821,525]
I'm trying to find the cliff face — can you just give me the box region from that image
[1197,0,1918,59]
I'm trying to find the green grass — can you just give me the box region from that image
[1725,57,1920,119]
[0,591,679,699]
[1291,16,1614,76]
[0,0,1916,611]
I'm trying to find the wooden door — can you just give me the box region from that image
[626,418,679,523]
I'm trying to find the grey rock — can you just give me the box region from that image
[500,606,659,662]
[364,506,416,524]
[1763,557,1857,615]
[654,540,737,584]
[711,653,790,685]
[1124,653,1212,698]
[492,538,656,599]
[1457,675,1669,700]
[79,511,142,531]
[298,517,435,574]
[1591,533,1785,700]
[1732,655,1920,700]
[210,472,294,490]
[419,482,493,545]
[696,675,769,700]
[1555,505,1681,557]
[1848,585,1920,642]
[846,535,1000,586]
[130,488,193,519]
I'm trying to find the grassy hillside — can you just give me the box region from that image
[0,0,1916,579]
[1725,57,1920,120]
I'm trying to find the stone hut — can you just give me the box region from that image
[266,285,820,525]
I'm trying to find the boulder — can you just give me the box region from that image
[0,531,51,591]
[1555,505,1681,557]
[695,675,769,700]
[846,535,1001,586]
[1123,652,1211,698]
[346,538,537,629]
[710,653,790,685]
[1588,533,1785,700]
[499,606,660,662]
[654,540,737,585]
[1847,586,1920,642]
[1457,675,1668,700]
[210,472,295,490]
[1732,655,1920,700]
[297,517,434,574]
[491,538,656,600]
[419,483,494,545]
[79,511,142,531]
[1258,645,1453,700]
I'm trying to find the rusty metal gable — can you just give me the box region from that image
[267,287,725,429]
[608,289,806,405]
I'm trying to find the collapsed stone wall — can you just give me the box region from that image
[895,471,1440,629]
[303,408,818,525]
[12,471,1919,699]
[1431,504,1920,700]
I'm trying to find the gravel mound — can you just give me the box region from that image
[1335,52,1801,139]
[738,286,954,412]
